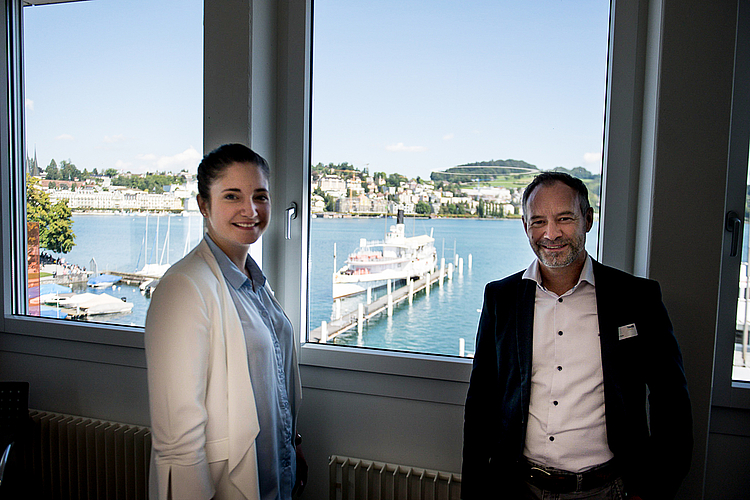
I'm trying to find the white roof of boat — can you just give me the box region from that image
[403,235,434,245]
[58,292,134,315]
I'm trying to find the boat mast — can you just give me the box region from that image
[183,214,191,257]
[159,215,171,265]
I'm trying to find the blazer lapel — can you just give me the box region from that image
[592,262,621,400]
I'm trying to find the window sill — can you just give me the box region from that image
[298,343,472,406]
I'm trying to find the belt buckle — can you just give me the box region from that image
[529,466,552,478]
[527,465,576,493]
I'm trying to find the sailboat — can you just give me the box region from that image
[137,213,200,294]
[136,214,172,278]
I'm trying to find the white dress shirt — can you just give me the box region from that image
[522,255,614,472]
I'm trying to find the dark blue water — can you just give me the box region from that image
[309,217,597,355]
[46,213,599,356]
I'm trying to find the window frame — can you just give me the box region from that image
[288,0,636,383]
[712,0,750,409]
[1,0,636,387]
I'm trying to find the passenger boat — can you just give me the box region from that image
[332,210,437,299]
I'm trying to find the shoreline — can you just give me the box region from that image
[72,210,202,216]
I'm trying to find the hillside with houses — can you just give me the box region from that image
[27,154,599,217]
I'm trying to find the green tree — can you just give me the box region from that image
[59,160,81,181]
[325,198,336,212]
[104,168,118,178]
[26,175,75,253]
[415,200,432,215]
[45,159,60,180]
[386,173,407,187]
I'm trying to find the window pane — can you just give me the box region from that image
[23,0,203,327]
[310,0,609,356]
[735,163,750,382]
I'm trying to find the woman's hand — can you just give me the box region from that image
[293,433,308,497]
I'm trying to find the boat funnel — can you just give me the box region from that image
[397,209,405,225]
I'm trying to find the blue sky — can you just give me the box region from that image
[23,0,204,176]
[312,0,610,179]
[24,0,609,180]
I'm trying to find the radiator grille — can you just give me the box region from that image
[22,410,152,500]
[329,455,461,500]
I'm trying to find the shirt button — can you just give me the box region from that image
[558,298,563,303]
[549,436,555,442]
[557,366,563,371]
[553,401,559,406]
[558,331,563,336]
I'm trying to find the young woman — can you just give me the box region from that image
[145,144,303,500]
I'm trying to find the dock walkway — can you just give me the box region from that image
[310,265,454,343]
[107,271,161,286]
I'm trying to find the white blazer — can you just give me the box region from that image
[145,239,263,500]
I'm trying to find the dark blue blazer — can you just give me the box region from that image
[461,260,692,499]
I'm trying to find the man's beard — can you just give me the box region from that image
[532,234,586,269]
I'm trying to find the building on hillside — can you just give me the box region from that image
[318,174,347,196]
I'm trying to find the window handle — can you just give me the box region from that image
[726,211,742,257]
[286,202,298,240]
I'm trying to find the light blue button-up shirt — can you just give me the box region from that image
[205,235,297,500]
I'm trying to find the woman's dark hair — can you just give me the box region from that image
[522,171,591,219]
[197,143,270,201]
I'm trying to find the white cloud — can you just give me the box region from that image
[103,134,126,143]
[115,160,132,170]
[55,134,74,141]
[125,147,202,174]
[443,133,455,141]
[156,147,202,172]
[583,152,601,165]
[386,142,427,153]
[25,98,34,111]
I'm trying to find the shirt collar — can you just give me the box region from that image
[522,253,596,290]
[204,234,266,291]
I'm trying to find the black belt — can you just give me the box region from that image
[519,459,620,494]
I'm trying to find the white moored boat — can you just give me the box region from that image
[57,292,134,317]
[332,210,437,299]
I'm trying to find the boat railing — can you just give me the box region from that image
[359,239,386,248]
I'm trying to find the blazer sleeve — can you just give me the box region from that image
[641,281,693,499]
[145,271,215,500]
[462,283,499,499]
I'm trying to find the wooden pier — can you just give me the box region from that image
[107,271,161,286]
[310,255,468,343]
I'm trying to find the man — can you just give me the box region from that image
[461,172,692,499]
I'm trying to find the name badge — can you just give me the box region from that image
[618,323,638,340]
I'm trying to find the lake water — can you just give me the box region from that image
[43,213,599,356]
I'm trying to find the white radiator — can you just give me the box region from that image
[25,409,151,500]
[329,455,461,500]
